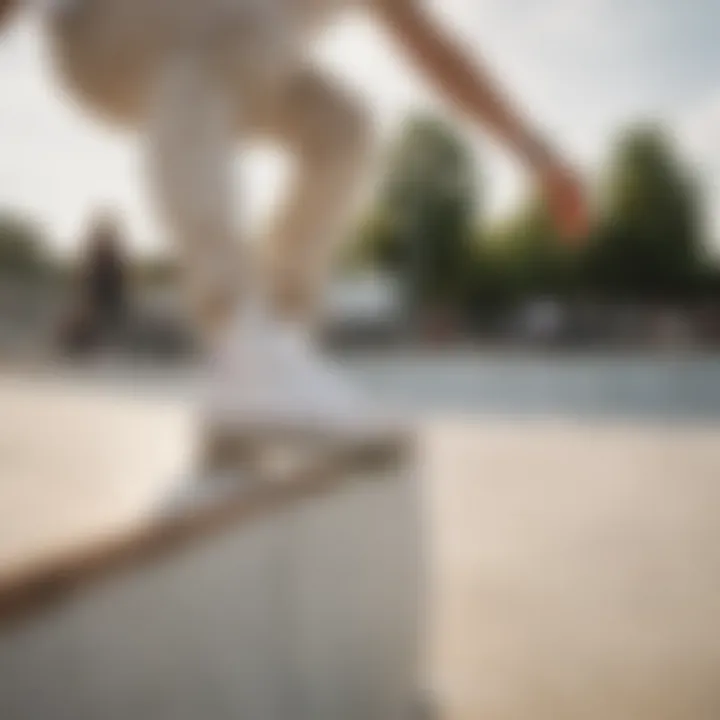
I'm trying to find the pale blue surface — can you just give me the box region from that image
[38,352,720,422]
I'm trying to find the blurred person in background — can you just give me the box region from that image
[60,211,128,355]
[1,0,588,488]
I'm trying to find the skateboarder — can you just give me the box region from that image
[1,0,588,481]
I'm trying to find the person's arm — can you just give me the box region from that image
[372,0,589,240]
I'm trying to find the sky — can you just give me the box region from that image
[0,0,718,257]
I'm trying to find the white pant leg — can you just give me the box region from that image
[144,54,248,347]
[256,67,374,329]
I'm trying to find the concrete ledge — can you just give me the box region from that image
[0,447,414,631]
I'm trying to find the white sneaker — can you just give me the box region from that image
[201,304,410,447]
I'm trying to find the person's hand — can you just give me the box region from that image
[536,161,590,245]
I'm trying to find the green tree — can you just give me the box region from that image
[0,213,49,279]
[586,125,704,300]
[465,228,517,327]
[344,207,403,274]
[355,115,480,314]
[485,194,577,302]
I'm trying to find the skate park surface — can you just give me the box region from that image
[2,357,720,719]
